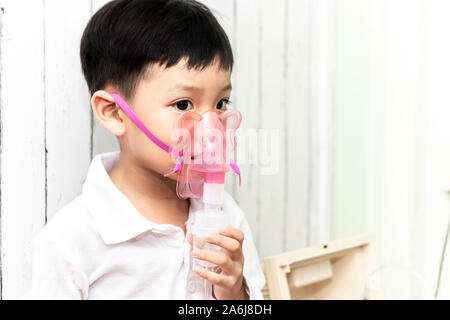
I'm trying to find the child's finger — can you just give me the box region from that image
[205,232,242,258]
[192,248,234,273]
[218,226,244,245]
[193,265,233,289]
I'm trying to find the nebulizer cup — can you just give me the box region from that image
[191,171,228,298]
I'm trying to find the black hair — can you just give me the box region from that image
[80,0,234,101]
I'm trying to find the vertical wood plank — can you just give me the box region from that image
[234,0,261,251]
[44,0,92,221]
[309,0,335,245]
[0,0,46,299]
[285,0,311,251]
[259,0,286,257]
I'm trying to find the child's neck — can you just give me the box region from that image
[108,151,190,235]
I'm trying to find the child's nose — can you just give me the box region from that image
[197,104,218,115]
[195,99,217,114]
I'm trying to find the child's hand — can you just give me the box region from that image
[187,227,248,300]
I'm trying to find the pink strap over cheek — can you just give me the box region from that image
[111,92,183,177]
[111,93,171,153]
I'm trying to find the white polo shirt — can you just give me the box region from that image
[23,151,266,300]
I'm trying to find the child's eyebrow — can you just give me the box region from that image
[168,83,232,93]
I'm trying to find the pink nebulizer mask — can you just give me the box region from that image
[111,93,242,299]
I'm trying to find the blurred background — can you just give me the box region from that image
[1,0,449,299]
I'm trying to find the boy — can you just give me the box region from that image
[23,0,266,299]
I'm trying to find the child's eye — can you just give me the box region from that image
[216,99,231,111]
[171,100,193,111]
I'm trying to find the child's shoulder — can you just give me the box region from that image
[34,194,100,252]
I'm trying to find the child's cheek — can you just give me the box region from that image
[152,108,180,147]
[148,109,181,176]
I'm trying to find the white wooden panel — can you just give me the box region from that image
[44,0,92,220]
[0,0,46,299]
[285,0,311,251]
[259,0,286,258]
[234,0,261,250]
[309,0,335,245]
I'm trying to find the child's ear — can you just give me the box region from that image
[91,90,126,137]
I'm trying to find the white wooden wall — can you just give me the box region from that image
[0,0,332,299]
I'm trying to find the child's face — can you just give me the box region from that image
[121,57,232,180]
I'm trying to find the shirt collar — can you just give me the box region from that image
[81,151,201,245]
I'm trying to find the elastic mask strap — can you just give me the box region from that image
[111,93,171,152]
[111,93,182,176]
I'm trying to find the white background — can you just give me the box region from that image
[0,0,449,299]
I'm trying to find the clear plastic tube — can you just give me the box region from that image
[187,180,229,299]
[190,203,228,299]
